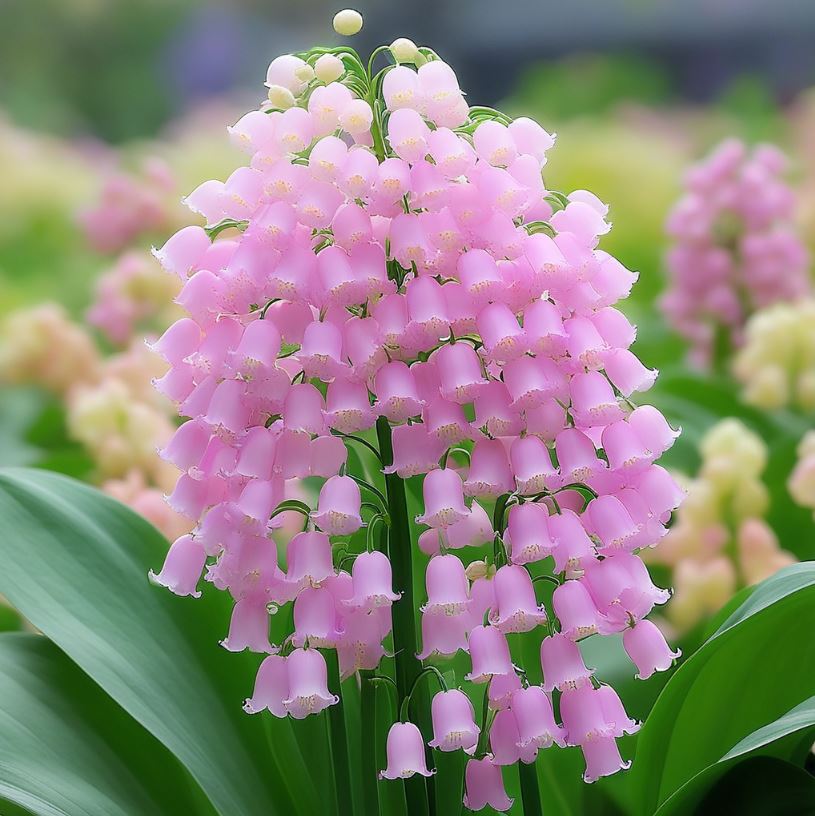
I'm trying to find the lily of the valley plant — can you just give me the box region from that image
[150,10,683,813]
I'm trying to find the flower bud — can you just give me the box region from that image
[390,37,419,63]
[333,8,363,35]
[315,53,344,83]
[267,84,296,109]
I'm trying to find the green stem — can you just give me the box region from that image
[360,670,380,816]
[518,761,543,816]
[375,417,430,816]
[324,649,354,816]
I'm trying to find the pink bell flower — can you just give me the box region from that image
[555,428,606,484]
[477,302,528,362]
[503,356,566,410]
[548,509,596,574]
[422,554,471,616]
[464,438,515,498]
[570,371,624,427]
[417,609,470,658]
[221,595,274,653]
[344,550,402,612]
[283,648,339,719]
[424,397,473,445]
[511,685,567,751]
[510,435,560,495]
[580,737,631,783]
[505,502,555,565]
[472,381,524,437]
[311,475,363,536]
[285,531,335,589]
[541,633,593,691]
[387,108,431,163]
[324,379,376,433]
[488,671,522,710]
[379,722,435,779]
[337,608,390,679]
[623,619,681,679]
[373,361,424,422]
[149,534,206,598]
[243,654,289,716]
[434,342,488,404]
[446,501,493,549]
[553,579,601,640]
[292,586,344,647]
[465,625,513,682]
[489,708,523,765]
[489,565,547,633]
[383,423,443,477]
[416,468,469,529]
[463,757,513,813]
[429,689,480,753]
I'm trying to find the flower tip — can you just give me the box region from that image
[390,37,419,63]
[267,84,296,109]
[333,8,363,36]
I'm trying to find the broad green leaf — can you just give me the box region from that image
[628,563,815,815]
[0,632,213,816]
[0,467,318,816]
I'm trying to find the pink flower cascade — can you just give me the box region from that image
[150,39,682,805]
[661,138,809,367]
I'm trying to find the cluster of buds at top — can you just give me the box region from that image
[149,15,683,805]
[661,138,809,368]
[646,419,794,633]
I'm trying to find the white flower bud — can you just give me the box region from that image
[315,53,345,83]
[267,85,296,110]
[333,9,363,36]
[294,63,316,83]
[390,37,419,63]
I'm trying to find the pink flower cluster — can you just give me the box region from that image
[150,41,682,805]
[661,138,809,366]
[78,157,177,255]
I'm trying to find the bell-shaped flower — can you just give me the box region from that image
[503,356,566,410]
[457,248,505,305]
[387,108,431,163]
[595,684,640,737]
[541,633,593,691]
[489,708,523,765]
[633,465,685,521]
[463,757,513,813]
[510,435,559,494]
[283,648,339,719]
[422,554,471,617]
[489,565,547,633]
[570,371,624,427]
[524,299,568,357]
[547,509,595,574]
[149,534,206,598]
[344,316,387,381]
[283,383,326,437]
[604,348,657,396]
[552,579,600,640]
[428,689,480,753]
[383,423,444,477]
[324,379,376,434]
[472,381,524,437]
[584,496,642,554]
[627,405,680,458]
[602,419,655,475]
[446,501,493,549]
[292,586,344,647]
[434,342,488,404]
[488,671,522,711]
[311,475,363,536]
[417,609,470,658]
[243,654,289,716]
[511,685,566,751]
[220,594,275,653]
[505,503,554,565]
[477,302,528,362]
[464,438,515,498]
[373,361,424,422]
[285,531,335,589]
[298,320,348,381]
[623,619,681,679]
[556,428,606,484]
[416,468,469,528]
[379,722,435,779]
[344,550,402,612]
[405,275,449,349]
[581,737,631,783]
[337,607,389,679]
[465,625,513,683]
[424,397,473,445]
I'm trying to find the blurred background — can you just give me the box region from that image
[2,0,815,652]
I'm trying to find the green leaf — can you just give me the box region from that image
[0,467,318,816]
[0,632,214,816]
[628,563,815,815]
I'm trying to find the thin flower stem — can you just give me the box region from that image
[360,670,380,816]
[518,760,543,816]
[332,430,385,464]
[346,473,388,508]
[375,417,431,816]
[399,665,449,720]
[323,649,354,816]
